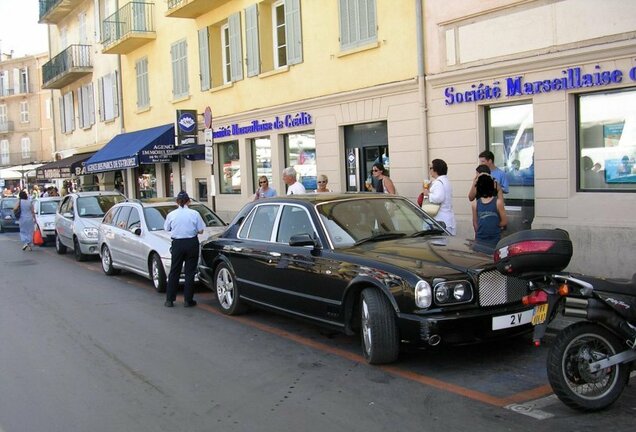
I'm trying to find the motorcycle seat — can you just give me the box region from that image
[576,273,636,295]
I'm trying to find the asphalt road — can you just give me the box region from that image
[0,231,634,432]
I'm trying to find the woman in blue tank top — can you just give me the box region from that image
[471,174,507,248]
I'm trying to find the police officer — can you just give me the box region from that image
[163,191,205,307]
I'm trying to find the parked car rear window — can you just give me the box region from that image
[2,198,17,209]
[39,201,59,215]
[143,203,225,231]
[77,195,125,217]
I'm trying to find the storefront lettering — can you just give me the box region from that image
[86,157,137,173]
[213,111,313,139]
[445,65,635,106]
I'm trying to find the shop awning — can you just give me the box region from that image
[168,143,205,161]
[0,164,44,180]
[36,152,96,180]
[84,124,176,174]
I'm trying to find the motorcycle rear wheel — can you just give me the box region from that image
[547,321,630,411]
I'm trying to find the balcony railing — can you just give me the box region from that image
[42,45,93,89]
[166,0,229,19]
[102,2,156,55]
[39,0,84,25]
[0,121,14,133]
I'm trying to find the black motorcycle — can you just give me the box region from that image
[494,229,636,411]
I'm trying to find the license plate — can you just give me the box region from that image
[532,303,549,326]
[492,309,533,330]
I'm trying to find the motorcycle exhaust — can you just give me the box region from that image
[586,299,636,342]
[564,297,588,318]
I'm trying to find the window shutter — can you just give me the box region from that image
[13,68,19,94]
[24,67,29,93]
[88,83,95,125]
[198,27,211,90]
[228,12,243,82]
[77,87,84,128]
[59,97,66,133]
[339,0,350,49]
[98,77,105,121]
[112,71,119,118]
[284,0,302,65]
[171,44,178,98]
[181,41,189,94]
[245,5,260,77]
[359,0,376,42]
[69,91,75,131]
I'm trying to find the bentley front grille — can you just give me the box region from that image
[478,270,528,307]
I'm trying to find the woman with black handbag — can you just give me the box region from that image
[14,190,36,251]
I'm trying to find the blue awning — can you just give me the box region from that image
[84,124,175,174]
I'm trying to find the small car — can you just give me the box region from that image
[0,196,19,233]
[33,196,62,243]
[198,193,534,364]
[98,198,226,292]
[55,191,126,261]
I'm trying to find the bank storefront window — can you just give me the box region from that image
[285,131,316,191]
[251,137,272,192]
[487,103,534,202]
[219,140,241,194]
[578,89,636,192]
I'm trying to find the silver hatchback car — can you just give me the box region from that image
[55,191,126,260]
[97,198,226,292]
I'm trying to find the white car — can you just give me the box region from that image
[55,191,127,261]
[33,196,62,243]
[97,199,226,292]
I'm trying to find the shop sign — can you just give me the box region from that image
[86,157,137,173]
[176,109,198,145]
[212,111,312,139]
[139,143,176,164]
[444,65,636,106]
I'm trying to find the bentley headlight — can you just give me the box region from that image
[82,227,99,239]
[433,280,472,305]
[414,280,432,308]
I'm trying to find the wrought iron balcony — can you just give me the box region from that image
[165,0,229,19]
[42,45,92,89]
[0,121,14,133]
[102,2,156,55]
[39,0,84,25]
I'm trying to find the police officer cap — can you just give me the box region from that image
[177,191,190,201]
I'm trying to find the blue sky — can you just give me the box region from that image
[0,0,48,57]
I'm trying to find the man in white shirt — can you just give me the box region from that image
[163,191,205,308]
[282,167,306,195]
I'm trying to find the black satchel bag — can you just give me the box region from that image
[13,204,21,219]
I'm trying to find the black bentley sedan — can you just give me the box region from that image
[198,193,532,364]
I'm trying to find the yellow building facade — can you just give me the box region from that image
[41,0,636,278]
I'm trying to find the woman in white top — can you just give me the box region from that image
[421,159,456,235]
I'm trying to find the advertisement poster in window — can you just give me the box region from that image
[503,129,534,186]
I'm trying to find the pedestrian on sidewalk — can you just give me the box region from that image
[163,191,205,308]
[15,190,36,251]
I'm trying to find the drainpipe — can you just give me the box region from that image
[416,0,429,178]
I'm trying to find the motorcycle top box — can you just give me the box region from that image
[493,229,573,276]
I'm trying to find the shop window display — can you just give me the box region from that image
[251,137,272,192]
[219,141,241,194]
[578,88,636,191]
[285,132,316,191]
[487,104,535,202]
[136,165,157,199]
